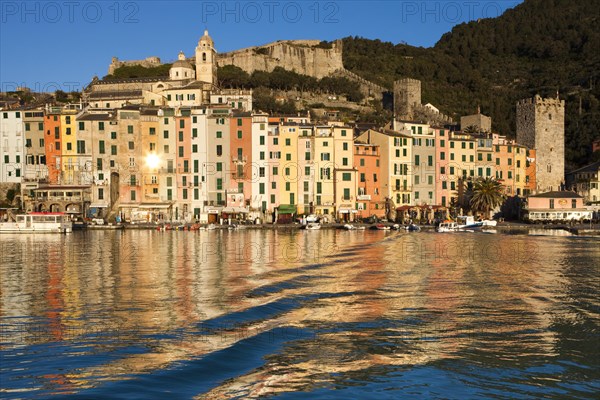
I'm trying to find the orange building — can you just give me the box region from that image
[44,111,62,184]
[229,112,253,204]
[354,142,384,218]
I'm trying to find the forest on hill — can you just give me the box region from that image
[342,0,600,170]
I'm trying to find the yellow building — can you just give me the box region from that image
[279,123,300,211]
[332,126,357,221]
[60,108,80,184]
[313,125,336,217]
[447,132,477,204]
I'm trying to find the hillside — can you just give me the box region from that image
[342,0,600,170]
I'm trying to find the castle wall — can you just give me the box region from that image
[216,40,344,79]
[516,95,565,192]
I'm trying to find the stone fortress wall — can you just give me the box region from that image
[216,40,344,79]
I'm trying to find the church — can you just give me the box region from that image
[83,30,251,110]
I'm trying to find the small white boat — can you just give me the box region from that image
[0,212,73,233]
[437,221,459,232]
[206,224,216,230]
[371,224,390,231]
[405,223,421,232]
[343,224,356,230]
[303,222,321,230]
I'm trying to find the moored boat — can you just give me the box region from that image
[0,212,73,233]
[302,222,321,230]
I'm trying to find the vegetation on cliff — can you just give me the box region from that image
[104,64,171,80]
[342,0,600,170]
[217,65,364,102]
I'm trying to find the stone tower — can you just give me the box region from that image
[393,78,421,120]
[195,30,217,85]
[516,94,565,193]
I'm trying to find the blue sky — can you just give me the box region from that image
[0,0,522,92]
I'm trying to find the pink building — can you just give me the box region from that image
[434,127,450,207]
[525,191,592,222]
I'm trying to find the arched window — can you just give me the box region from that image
[202,53,206,61]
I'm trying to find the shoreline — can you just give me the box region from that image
[86,221,600,235]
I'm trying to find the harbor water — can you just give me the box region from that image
[1,229,599,398]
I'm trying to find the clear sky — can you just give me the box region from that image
[1,0,522,92]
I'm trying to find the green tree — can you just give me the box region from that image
[470,178,505,219]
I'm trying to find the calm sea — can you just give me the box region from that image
[1,229,599,399]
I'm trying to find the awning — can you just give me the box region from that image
[206,207,223,214]
[90,203,109,208]
[223,207,248,213]
[277,204,297,214]
[138,203,173,209]
[338,208,358,214]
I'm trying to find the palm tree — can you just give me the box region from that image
[470,178,505,219]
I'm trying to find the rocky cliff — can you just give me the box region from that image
[216,40,344,79]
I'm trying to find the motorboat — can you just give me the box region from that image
[0,212,73,233]
[371,224,390,231]
[405,223,421,232]
[303,222,321,230]
[437,221,459,232]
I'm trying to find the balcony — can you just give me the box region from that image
[231,155,248,165]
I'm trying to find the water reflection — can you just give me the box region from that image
[1,230,598,398]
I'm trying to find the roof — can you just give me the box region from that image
[76,113,112,121]
[528,191,583,199]
[568,161,600,175]
[171,60,193,69]
[88,90,143,99]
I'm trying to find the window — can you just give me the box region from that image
[77,140,86,154]
[216,145,222,156]
[342,173,351,181]
[163,130,169,139]
[360,158,365,167]
[360,173,366,182]
[305,152,311,161]
[285,138,291,146]
[415,155,420,166]
[440,152,445,160]
[259,136,265,145]
[286,182,290,191]
[259,183,265,194]
[343,188,350,200]
[111,131,117,139]
[428,155,433,166]
[343,142,348,151]
[550,199,554,209]
[99,122,105,131]
[237,118,242,126]
[216,178,223,190]
[216,131,222,138]
[273,166,278,176]
[130,190,136,201]
[342,157,348,166]
[129,141,134,150]
[127,125,133,134]
[341,129,347,137]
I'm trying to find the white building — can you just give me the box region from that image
[251,113,270,213]
[0,110,24,183]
